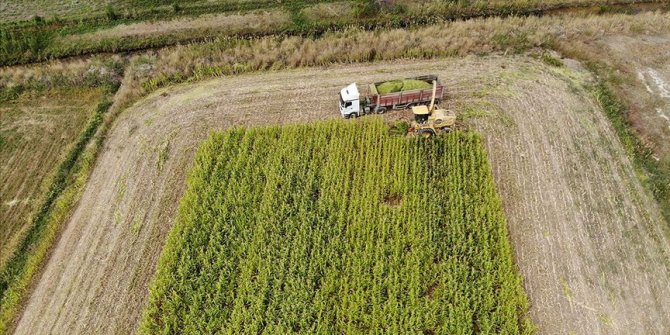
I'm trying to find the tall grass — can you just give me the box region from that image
[0,0,665,66]
[0,56,123,102]
[121,11,669,106]
[3,11,669,114]
[591,82,670,223]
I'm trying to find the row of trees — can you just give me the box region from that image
[140,119,533,334]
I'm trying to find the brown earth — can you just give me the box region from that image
[0,87,103,269]
[13,56,670,334]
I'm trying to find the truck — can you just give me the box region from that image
[338,75,445,118]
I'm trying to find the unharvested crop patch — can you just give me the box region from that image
[140,119,532,334]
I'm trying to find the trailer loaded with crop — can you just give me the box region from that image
[338,75,445,118]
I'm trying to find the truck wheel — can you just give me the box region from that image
[350,113,358,119]
[377,107,386,114]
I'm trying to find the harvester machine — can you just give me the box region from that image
[409,80,456,138]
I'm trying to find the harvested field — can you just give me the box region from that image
[559,33,670,222]
[0,87,103,269]
[465,59,670,334]
[13,56,670,334]
[601,34,670,159]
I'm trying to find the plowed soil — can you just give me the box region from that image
[14,56,670,334]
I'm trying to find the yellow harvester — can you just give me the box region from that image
[409,80,456,138]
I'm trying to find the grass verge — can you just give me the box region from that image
[0,0,666,66]
[0,84,119,334]
[0,87,105,268]
[591,81,670,223]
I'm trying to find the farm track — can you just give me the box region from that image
[13,56,670,334]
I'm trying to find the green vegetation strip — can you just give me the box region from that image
[140,119,533,334]
[0,0,664,66]
[376,79,432,94]
[591,82,670,223]
[0,86,117,333]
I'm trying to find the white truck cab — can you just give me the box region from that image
[339,83,361,118]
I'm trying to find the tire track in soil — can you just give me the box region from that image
[13,56,670,335]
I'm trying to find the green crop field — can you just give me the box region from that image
[140,119,532,334]
[376,79,432,94]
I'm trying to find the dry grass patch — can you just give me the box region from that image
[301,1,352,21]
[59,10,290,45]
[0,0,117,22]
[123,11,668,104]
[0,87,104,268]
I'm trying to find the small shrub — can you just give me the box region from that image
[492,32,531,54]
[353,0,380,18]
[105,5,119,21]
[391,3,407,15]
[541,53,563,67]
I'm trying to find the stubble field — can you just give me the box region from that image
[0,87,103,268]
[12,56,670,335]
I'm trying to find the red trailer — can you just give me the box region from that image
[339,75,445,118]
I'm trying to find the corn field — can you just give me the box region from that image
[140,119,533,334]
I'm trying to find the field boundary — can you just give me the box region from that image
[555,38,670,225]
[591,80,670,224]
[0,0,666,66]
[0,83,120,334]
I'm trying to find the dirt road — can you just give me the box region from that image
[13,56,670,334]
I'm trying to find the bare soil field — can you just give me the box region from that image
[13,56,670,334]
[0,87,103,269]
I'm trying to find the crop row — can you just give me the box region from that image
[140,119,533,334]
